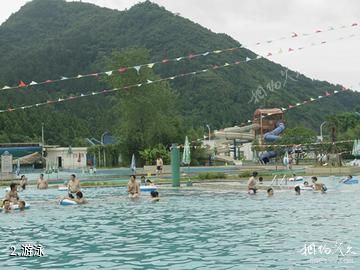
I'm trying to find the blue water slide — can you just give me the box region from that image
[263,122,285,142]
[260,151,277,164]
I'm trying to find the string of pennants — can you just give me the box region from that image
[0,21,358,92]
[0,46,350,113]
[256,139,354,148]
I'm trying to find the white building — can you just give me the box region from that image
[45,146,87,169]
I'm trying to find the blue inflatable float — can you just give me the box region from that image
[343,179,359,185]
[60,199,78,206]
[140,186,158,192]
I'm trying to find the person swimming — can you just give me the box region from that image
[267,188,274,197]
[68,174,81,198]
[20,175,27,190]
[303,181,309,187]
[295,186,301,195]
[18,200,26,211]
[37,173,48,189]
[150,190,160,202]
[4,183,20,203]
[127,175,140,198]
[340,175,353,183]
[74,191,87,204]
[312,176,326,192]
[2,199,11,213]
[146,179,154,186]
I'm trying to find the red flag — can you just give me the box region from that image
[291,32,298,38]
[325,91,331,96]
[315,30,322,33]
[19,80,27,87]
[162,59,169,64]
[118,67,127,73]
[235,61,241,64]
[288,105,294,109]
[45,80,53,83]
[188,54,194,59]
[288,48,294,52]
[267,52,272,57]
[352,23,358,26]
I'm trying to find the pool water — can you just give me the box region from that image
[1,177,359,270]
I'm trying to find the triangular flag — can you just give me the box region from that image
[291,32,298,38]
[147,80,153,84]
[29,81,38,85]
[334,90,339,94]
[92,92,96,95]
[256,55,262,59]
[137,83,142,87]
[224,63,230,66]
[105,71,113,76]
[2,86,11,89]
[318,96,323,98]
[45,80,53,83]
[170,76,175,80]
[213,50,222,54]
[266,52,272,57]
[133,66,141,74]
[201,69,208,72]
[90,73,98,77]
[80,94,85,97]
[245,57,251,62]
[235,60,241,64]
[202,52,210,56]
[60,76,68,80]
[310,98,315,101]
[19,81,27,87]
[76,74,83,78]
[176,57,183,61]
[296,103,301,106]
[288,105,294,108]
[147,63,155,68]
[58,98,64,102]
[281,108,287,111]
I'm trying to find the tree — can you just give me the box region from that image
[103,48,183,164]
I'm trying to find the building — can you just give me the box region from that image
[45,146,87,169]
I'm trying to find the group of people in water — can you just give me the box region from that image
[247,171,328,196]
[2,173,159,213]
[128,175,159,202]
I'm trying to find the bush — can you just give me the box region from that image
[238,171,252,178]
[198,172,227,180]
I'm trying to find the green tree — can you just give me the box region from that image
[103,48,183,163]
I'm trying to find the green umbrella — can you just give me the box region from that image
[182,136,191,165]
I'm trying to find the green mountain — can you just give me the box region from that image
[0,0,358,145]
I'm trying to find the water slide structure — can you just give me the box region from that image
[259,122,285,164]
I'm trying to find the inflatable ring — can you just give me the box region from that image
[10,203,30,210]
[58,186,68,191]
[140,186,158,192]
[60,199,77,206]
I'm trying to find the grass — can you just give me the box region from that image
[197,172,227,180]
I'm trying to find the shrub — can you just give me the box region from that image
[198,172,227,180]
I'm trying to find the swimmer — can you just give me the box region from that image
[267,188,274,197]
[68,174,81,198]
[2,199,11,213]
[150,190,160,202]
[247,171,258,194]
[140,176,146,185]
[311,176,323,191]
[340,175,352,183]
[18,200,26,211]
[146,179,154,186]
[4,183,19,203]
[259,177,264,184]
[37,173,48,189]
[74,191,87,204]
[128,175,140,198]
[303,181,309,187]
[20,175,27,190]
[295,186,301,195]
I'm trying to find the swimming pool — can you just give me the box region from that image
[1,178,359,269]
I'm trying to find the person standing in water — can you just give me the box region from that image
[127,175,140,198]
[67,174,81,198]
[247,171,258,194]
[37,173,48,189]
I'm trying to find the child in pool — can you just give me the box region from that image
[150,191,160,202]
[18,200,26,211]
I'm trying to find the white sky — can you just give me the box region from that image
[1,0,360,90]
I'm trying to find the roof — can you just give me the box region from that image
[253,108,283,118]
[12,152,42,165]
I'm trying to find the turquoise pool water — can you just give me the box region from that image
[1,178,359,269]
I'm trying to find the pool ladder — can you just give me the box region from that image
[270,175,288,188]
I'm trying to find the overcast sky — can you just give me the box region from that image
[1,0,360,90]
